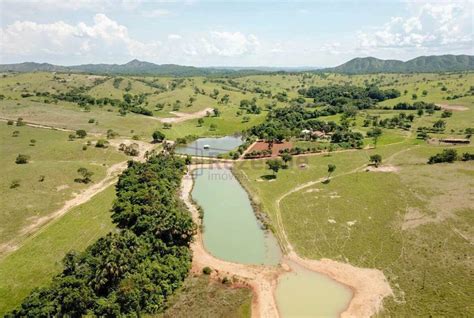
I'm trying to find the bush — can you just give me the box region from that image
[10,179,20,189]
[428,149,458,164]
[95,139,109,148]
[76,129,87,138]
[152,130,165,143]
[461,153,474,161]
[7,120,14,125]
[202,267,212,275]
[15,154,30,164]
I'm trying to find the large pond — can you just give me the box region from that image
[175,136,242,157]
[191,167,352,317]
[191,168,281,265]
[276,262,353,317]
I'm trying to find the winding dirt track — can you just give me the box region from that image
[181,163,393,318]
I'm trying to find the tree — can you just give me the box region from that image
[75,167,93,184]
[185,155,192,165]
[433,120,446,131]
[95,139,109,148]
[266,159,283,177]
[367,127,382,148]
[213,108,220,117]
[428,149,458,164]
[15,154,30,164]
[197,118,204,127]
[417,109,424,117]
[369,154,382,167]
[281,153,292,168]
[152,130,165,143]
[327,164,336,179]
[76,130,87,138]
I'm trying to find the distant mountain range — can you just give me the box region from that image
[0,55,472,76]
[322,55,474,74]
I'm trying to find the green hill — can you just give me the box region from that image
[324,55,474,74]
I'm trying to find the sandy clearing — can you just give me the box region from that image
[365,164,400,173]
[436,104,469,111]
[159,107,214,123]
[182,162,393,318]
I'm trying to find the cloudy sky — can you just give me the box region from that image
[0,0,472,67]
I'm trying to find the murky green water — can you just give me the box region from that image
[191,168,281,265]
[276,262,353,317]
[176,136,242,157]
[192,167,352,316]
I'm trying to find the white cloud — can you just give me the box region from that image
[197,31,260,57]
[0,14,160,60]
[357,1,472,51]
[168,34,182,40]
[142,9,171,18]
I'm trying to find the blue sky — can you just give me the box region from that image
[1,0,472,67]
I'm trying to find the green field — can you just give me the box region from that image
[0,185,116,315]
[1,70,473,316]
[0,123,125,249]
[158,275,252,318]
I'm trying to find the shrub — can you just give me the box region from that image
[15,154,30,164]
[76,129,87,138]
[152,130,165,143]
[428,149,458,164]
[95,139,109,148]
[10,179,20,189]
[202,267,212,275]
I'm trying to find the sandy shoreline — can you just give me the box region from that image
[181,162,393,317]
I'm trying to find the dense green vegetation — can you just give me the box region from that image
[8,155,195,317]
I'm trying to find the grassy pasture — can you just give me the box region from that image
[236,143,473,316]
[0,185,116,315]
[158,275,252,318]
[0,123,125,248]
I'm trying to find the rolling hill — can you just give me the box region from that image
[324,55,474,74]
[1,55,472,76]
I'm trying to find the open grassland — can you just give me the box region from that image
[0,124,125,249]
[0,185,116,315]
[236,143,473,316]
[1,72,472,141]
[0,99,163,138]
[158,275,252,318]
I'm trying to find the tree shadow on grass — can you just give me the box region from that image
[261,174,276,180]
[321,179,331,184]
